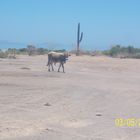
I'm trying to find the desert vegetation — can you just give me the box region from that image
[0,45,67,58]
[1,44,140,59]
[71,45,140,58]
[103,45,140,58]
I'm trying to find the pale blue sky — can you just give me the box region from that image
[0,0,140,50]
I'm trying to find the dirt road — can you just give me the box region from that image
[0,55,140,140]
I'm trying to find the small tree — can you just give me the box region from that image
[27,45,36,56]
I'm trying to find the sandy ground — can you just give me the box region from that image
[0,55,140,140]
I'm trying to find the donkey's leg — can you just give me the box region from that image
[58,63,62,72]
[51,63,54,71]
[62,63,65,73]
[48,63,50,72]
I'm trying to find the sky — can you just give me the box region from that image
[0,0,140,50]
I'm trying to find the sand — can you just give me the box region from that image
[0,55,140,140]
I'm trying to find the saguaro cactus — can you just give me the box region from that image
[76,23,83,55]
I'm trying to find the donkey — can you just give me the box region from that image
[47,51,70,73]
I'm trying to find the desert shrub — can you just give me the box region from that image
[7,48,17,57]
[109,45,121,56]
[103,45,140,59]
[37,48,48,55]
[18,48,28,54]
[0,51,8,58]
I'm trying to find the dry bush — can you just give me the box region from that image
[0,52,8,58]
